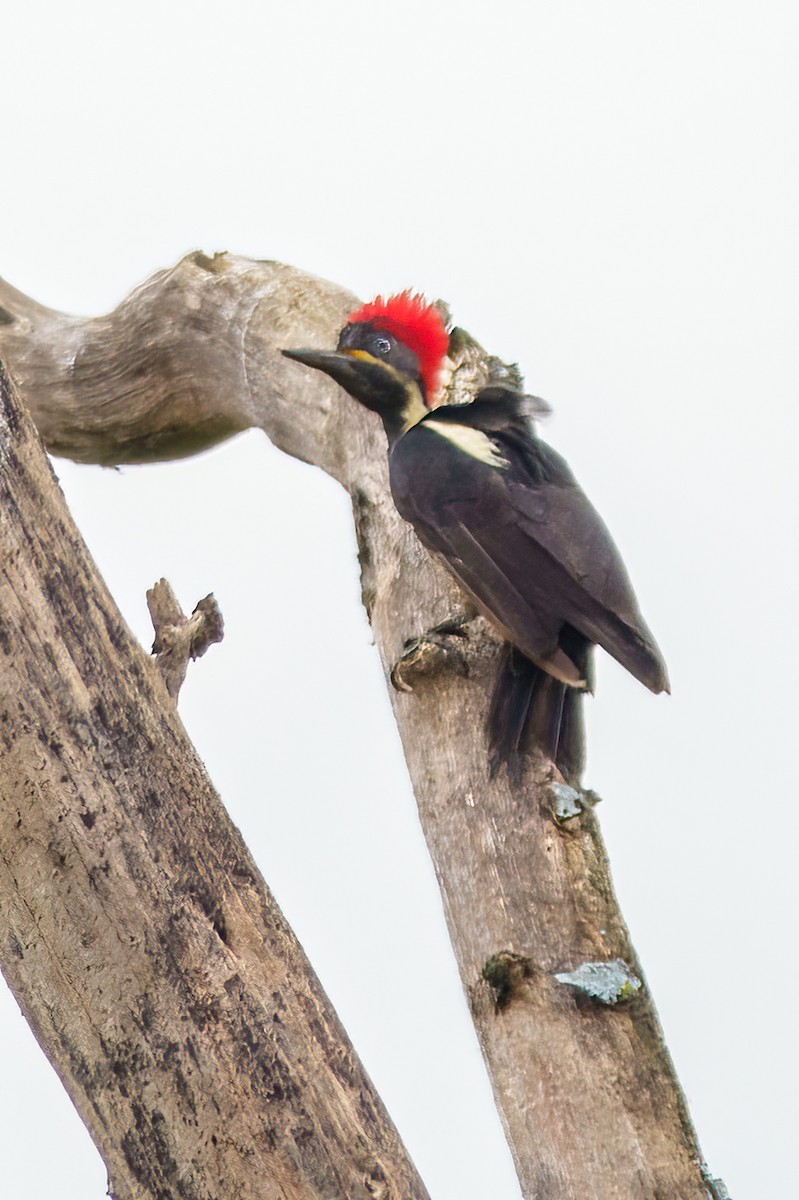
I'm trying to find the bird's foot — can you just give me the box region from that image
[390,618,471,693]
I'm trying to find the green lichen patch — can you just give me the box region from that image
[699,1160,732,1199]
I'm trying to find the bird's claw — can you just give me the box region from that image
[390,619,470,693]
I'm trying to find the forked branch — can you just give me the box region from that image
[0,255,722,1199]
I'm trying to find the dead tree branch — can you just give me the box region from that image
[0,365,429,1200]
[0,254,719,1198]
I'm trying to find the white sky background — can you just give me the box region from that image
[2,2,797,1197]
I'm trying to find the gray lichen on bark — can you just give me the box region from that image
[554,959,642,1005]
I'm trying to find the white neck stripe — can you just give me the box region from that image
[424,420,509,469]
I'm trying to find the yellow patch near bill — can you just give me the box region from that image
[425,421,509,469]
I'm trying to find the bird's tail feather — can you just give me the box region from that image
[488,642,588,785]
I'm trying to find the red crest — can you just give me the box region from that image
[347,291,449,402]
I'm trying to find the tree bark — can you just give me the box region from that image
[0,363,429,1200]
[0,255,722,1199]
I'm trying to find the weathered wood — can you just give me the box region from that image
[146,579,224,700]
[0,255,720,1198]
[0,364,429,1200]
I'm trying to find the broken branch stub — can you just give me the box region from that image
[147,577,224,699]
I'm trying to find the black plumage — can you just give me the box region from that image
[387,386,668,781]
[283,304,668,785]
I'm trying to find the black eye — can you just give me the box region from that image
[371,335,392,356]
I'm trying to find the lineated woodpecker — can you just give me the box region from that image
[283,292,668,784]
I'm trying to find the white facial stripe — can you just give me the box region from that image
[424,420,509,469]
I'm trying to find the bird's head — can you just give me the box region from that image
[282,291,450,436]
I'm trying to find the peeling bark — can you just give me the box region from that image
[0,255,719,1198]
[0,365,428,1200]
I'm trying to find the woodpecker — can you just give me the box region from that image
[283,292,668,784]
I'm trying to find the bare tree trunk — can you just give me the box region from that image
[0,363,429,1200]
[0,255,724,1199]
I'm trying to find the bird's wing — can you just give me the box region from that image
[412,510,590,686]
[502,475,669,691]
[399,412,669,693]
